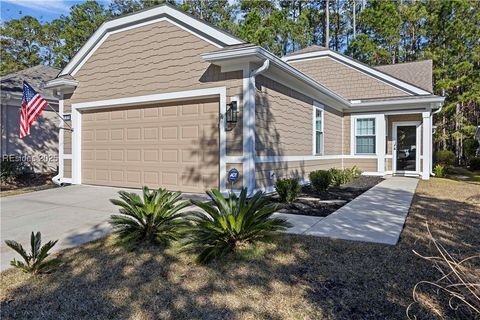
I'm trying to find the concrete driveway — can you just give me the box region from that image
[0,185,135,271]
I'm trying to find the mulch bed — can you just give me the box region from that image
[0,173,58,196]
[272,176,384,217]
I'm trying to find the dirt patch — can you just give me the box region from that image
[273,176,384,216]
[0,173,58,196]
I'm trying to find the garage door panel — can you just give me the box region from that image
[81,98,219,192]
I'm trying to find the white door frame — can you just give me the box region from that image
[392,121,421,176]
[70,87,228,192]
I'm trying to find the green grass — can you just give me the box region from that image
[444,167,480,183]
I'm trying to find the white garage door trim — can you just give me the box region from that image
[71,86,228,192]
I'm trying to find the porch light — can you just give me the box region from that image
[226,101,238,124]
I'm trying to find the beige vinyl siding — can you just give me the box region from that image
[290,57,409,100]
[67,19,243,157]
[64,159,72,178]
[343,158,377,172]
[255,75,342,156]
[256,159,342,189]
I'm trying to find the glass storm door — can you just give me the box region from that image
[395,125,417,172]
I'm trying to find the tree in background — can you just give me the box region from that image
[0,16,43,75]
[0,0,478,165]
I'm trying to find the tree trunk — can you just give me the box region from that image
[353,0,356,38]
[325,0,329,48]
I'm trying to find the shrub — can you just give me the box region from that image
[433,164,446,178]
[183,188,291,263]
[309,170,331,192]
[328,168,346,186]
[351,165,362,178]
[275,178,301,204]
[0,156,26,183]
[435,150,455,166]
[469,157,480,171]
[5,232,61,274]
[464,138,479,163]
[110,186,189,247]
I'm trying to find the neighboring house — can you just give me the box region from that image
[1,65,60,173]
[46,4,444,193]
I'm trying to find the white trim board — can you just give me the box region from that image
[69,86,228,192]
[392,121,422,176]
[283,50,431,96]
[60,5,243,77]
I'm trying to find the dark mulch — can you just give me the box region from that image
[0,173,57,195]
[272,176,384,217]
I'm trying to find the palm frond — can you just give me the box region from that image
[183,187,290,263]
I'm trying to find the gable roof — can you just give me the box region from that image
[283,49,432,96]
[285,45,328,56]
[58,3,244,77]
[1,65,59,100]
[375,60,433,93]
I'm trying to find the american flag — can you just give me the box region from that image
[20,81,47,139]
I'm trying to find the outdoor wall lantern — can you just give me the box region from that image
[226,101,238,124]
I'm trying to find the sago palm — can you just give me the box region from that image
[5,232,61,274]
[110,186,190,247]
[183,188,291,263]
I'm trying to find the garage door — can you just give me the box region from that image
[81,98,219,193]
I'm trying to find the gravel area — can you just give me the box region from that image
[273,176,384,216]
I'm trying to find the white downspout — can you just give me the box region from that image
[430,104,443,176]
[245,60,270,195]
[52,93,64,186]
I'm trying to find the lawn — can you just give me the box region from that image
[1,178,479,319]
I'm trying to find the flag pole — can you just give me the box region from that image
[46,103,73,132]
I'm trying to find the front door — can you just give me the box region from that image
[393,123,420,174]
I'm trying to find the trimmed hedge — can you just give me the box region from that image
[309,170,331,192]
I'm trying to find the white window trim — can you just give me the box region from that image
[312,101,325,155]
[353,116,377,155]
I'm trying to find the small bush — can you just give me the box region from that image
[0,156,26,183]
[328,168,346,186]
[435,150,455,166]
[183,188,290,263]
[433,164,446,177]
[5,232,61,274]
[275,178,301,204]
[464,138,479,163]
[469,157,480,171]
[309,170,331,192]
[351,165,362,178]
[110,186,189,248]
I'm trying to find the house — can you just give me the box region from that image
[45,4,444,193]
[1,65,60,173]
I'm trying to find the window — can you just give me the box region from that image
[314,108,323,154]
[355,118,376,154]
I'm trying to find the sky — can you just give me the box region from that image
[0,0,112,23]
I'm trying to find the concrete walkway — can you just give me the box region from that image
[275,176,419,245]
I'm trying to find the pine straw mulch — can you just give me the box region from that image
[0,173,58,196]
[1,179,479,320]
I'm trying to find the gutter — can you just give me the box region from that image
[245,59,270,195]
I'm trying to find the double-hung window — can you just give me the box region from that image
[314,107,323,155]
[355,118,376,154]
